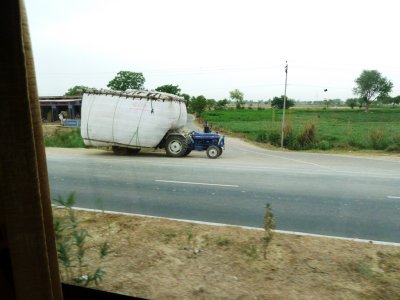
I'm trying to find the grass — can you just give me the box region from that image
[215,237,232,247]
[203,108,400,151]
[42,108,400,151]
[44,127,85,148]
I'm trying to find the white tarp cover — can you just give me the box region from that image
[81,89,187,148]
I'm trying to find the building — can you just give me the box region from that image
[40,96,82,122]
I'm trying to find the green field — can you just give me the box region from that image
[202,108,400,152]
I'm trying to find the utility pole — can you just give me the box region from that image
[280,61,288,148]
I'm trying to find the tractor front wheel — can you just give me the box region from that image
[165,136,188,157]
[206,145,221,159]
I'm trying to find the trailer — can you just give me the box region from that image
[80,89,224,158]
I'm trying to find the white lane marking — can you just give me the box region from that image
[93,174,111,178]
[387,196,400,199]
[155,179,239,188]
[231,146,333,169]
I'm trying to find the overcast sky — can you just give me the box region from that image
[25,0,400,101]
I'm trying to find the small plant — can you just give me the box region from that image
[245,244,259,260]
[215,237,232,247]
[262,203,276,259]
[162,231,177,243]
[185,226,198,250]
[348,261,376,280]
[53,193,111,286]
[201,234,211,247]
[186,228,194,244]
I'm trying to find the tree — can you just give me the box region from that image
[107,71,145,91]
[345,98,359,109]
[382,95,400,108]
[229,89,244,109]
[353,70,393,112]
[271,96,295,109]
[189,95,207,116]
[206,99,216,111]
[155,84,181,95]
[64,85,89,96]
[392,96,400,107]
[180,93,191,108]
[215,99,229,110]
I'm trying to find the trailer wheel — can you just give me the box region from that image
[129,148,141,155]
[206,145,221,159]
[165,136,188,157]
[112,146,130,155]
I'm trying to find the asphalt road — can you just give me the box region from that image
[46,118,400,243]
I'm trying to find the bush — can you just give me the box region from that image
[45,128,85,148]
[256,131,268,143]
[271,96,295,109]
[297,122,317,149]
[348,139,366,149]
[256,130,285,146]
[385,144,400,152]
[282,122,296,149]
[268,131,281,146]
[321,135,339,142]
[286,138,301,150]
[317,140,331,150]
[386,135,400,152]
[368,129,387,150]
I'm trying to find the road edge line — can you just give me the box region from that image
[54,205,400,247]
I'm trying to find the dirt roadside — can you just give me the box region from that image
[53,208,400,300]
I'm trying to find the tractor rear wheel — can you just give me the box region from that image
[183,148,192,157]
[206,145,221,159]
[165,135,188,157]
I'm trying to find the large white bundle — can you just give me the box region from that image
[81,89,187,148]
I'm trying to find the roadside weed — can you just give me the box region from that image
[262,203,276,259]
[53,193,111,286]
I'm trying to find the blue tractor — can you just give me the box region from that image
[163,123,225,159]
